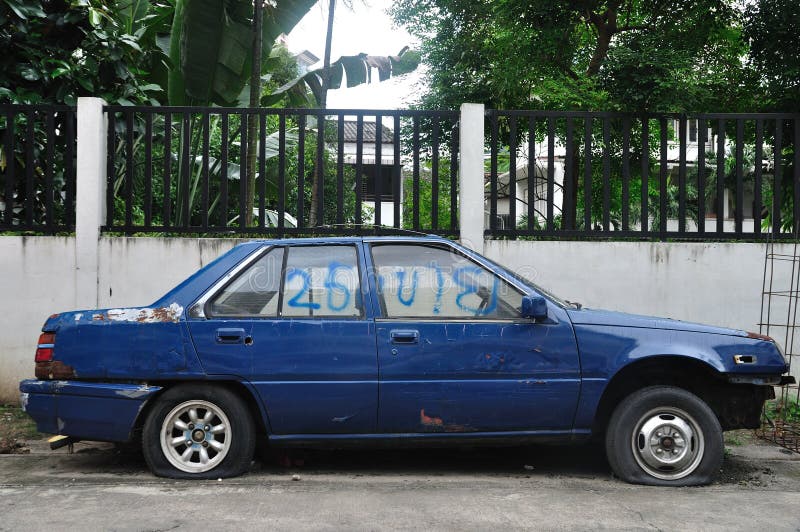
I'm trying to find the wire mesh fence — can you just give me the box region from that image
[757,231,800,453]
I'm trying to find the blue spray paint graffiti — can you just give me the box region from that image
[395,269,419,307]
[286,269,321,310]
[325,262,352,311]
[452,266,498,315]
[284,262,502,317]
[431,261,444,315]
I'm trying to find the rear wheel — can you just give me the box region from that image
[143,385,255,479]
[605,386,723,486]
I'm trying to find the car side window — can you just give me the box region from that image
[370,244,523,319]
[208,247,284,317]
[280,245,362,318]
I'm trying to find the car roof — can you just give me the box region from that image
[239,235,455,247]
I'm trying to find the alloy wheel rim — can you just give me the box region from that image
[160,400,231,473]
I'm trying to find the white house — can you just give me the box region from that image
[489,119,763,233]
[340,119,401,227]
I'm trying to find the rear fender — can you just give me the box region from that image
[20,379,162,442]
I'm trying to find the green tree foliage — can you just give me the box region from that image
[744,0,800,112]
[390,0,755,112]
[402,158,454,231]
[392,0,800,234]
[0,0,170,105]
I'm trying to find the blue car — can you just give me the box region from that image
[19,236,793,485]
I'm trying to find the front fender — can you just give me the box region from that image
[571,324,786,430]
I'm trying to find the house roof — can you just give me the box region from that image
[342,121,395,143]
[294,50,320,68]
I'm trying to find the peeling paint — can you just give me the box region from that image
[104,303,183,323]
[21,380,48,389]
[74,313,83,322]
[114,384,157,399]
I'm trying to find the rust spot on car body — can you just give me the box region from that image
[420,408,443,427]
[100,303,183,324]
[35,360,76,380]
[419,409,474,432]
[88,306,185,323]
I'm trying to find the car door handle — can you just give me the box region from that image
[216,328,245,344]
[390,329,419,344]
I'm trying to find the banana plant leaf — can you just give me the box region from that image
[172,0,317,106]
[183,128,300,210]
[261,48,421,107]
[180,0,252,105]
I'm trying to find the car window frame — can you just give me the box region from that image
[278,243,365,320]
[368,242,528,322]
[201,245,285,320]
[200,243,366,321]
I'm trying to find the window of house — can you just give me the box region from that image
[370,244,523,319]
[673,119,699,143]
[359,165,398,201]
[495,214,512,229]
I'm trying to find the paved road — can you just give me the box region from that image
[1,440,799,531]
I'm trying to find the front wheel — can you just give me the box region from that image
[143,385,255,479]
[605,386,723,486]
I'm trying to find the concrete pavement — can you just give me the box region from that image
[1,439,798,531]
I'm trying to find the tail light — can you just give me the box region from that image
[35,332,55,362]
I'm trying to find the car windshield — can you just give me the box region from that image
[477,254,570,308]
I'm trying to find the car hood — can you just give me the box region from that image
[566,308,747,337]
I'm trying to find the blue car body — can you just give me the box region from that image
[20,236,790,447]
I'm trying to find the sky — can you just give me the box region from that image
[285,0,422,109]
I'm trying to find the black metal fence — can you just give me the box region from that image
[5,104,799,242]
[486,110,800,240]
[0,105,76,233]
[103,106,459,236]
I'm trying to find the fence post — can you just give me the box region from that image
[75,97,107,309]
[459,103,485,254]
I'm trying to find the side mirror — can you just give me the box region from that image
[521,295,548,321]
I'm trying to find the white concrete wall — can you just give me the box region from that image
[1,236,795,403]
[0,237,77,402]
[0,236,244,403]
[96,237,243,308]
[484,240,786,333]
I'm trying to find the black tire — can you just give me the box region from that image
[605,385,723,486]
[142,385,255,479]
